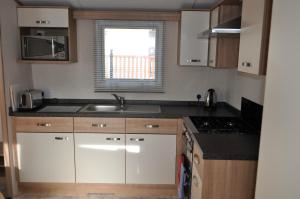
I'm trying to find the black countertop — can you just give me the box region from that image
[9,100,239,118]
[183,117,260,160]
[193,133,260,160]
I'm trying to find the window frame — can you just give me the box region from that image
[95,20,165,93]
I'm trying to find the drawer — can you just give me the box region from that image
[74,118,125,133]
[17,8,69,27]
[193,142,204,178]
[15,117,73,132]
[126,118,178,134]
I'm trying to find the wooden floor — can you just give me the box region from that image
[14,193,177,199]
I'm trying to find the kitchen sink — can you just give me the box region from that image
[79,104,161,114]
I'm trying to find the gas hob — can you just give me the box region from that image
[190,116,259,134]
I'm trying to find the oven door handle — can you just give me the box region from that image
[51,37,55,58]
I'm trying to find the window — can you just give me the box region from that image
[95,20,165,92]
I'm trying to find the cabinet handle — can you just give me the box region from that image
[144,124,159,129]
[242,62,252,67]
[194,154,200,165]
[37,123,51,127]
[35,20,41,24]
[92,123,107,128]
[187,59,201,63]
[130,138,144,142]
[193,175,199,187]
[106,137,121,141]
[54,136,69,141]
[41,20,50,24]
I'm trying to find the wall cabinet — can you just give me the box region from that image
[17,7,77,64]
[17,7,69,28]
[126,134,176,184]
[17,133,75,183]
[75,133,125,183]
[179,11,210,66]
[208,5,241,68]
[238,0,272,75]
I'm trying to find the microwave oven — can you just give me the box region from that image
[21,35,69,60]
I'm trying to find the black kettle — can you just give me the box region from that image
[204,89,217,108]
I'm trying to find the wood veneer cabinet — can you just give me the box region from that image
[191,142,257,199]
[208,5,241,68]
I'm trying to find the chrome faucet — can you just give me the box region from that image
[112,94,125,109]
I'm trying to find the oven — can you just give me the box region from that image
[178,123,194,199]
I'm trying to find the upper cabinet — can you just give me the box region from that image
[208,5,241,68]
[17,7,77,64]
[17,7,69,28]
[179,11,210,66]
[238,0,273,75]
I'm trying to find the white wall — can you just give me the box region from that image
[31,20,233,102]
[227,70,266,109]
[255,1,300,198]
[0,0,33,195]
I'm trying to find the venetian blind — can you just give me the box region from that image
[94,20,165,92]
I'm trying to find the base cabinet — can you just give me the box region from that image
[191,143,257,199]
[126,134,176,184]
[17,133,75,183]
[75,133,125,183]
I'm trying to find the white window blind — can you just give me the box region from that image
[94,20,165,92]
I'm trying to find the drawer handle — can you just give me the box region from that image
[106,137,121,141]
[130,138,144,142]
[36,20,41,24]
[37,123,52,127]
[194,154,200,165]
[54,136,69,141]
[92,123,107,128]
[144,124,159,129]
[193,175,199,187]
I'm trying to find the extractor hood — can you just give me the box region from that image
[200,16,242,38]
[211,17,241,34]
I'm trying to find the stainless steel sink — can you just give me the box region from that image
[80,104,161,114]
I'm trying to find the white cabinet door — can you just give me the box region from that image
[75,133,125,183]
[17,133,75,183]
[17,8,69,27]
[179,11,210,66]
[238,0,266,74]
[126,134,176,184]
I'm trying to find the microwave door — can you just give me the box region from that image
[22,36,54,60]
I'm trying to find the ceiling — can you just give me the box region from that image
[17,0,220,10]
